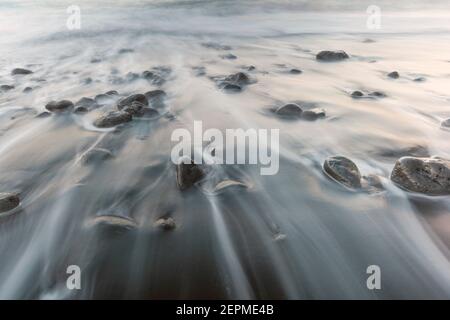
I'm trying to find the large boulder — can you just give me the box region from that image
[316,51,349,62]
[0,193,20,214]
[390,157,450,195]
[323,156,362,189]
[94,111,132,128]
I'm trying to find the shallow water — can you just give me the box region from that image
[1,0,450,299]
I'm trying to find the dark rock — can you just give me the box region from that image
[275,103,303,117]
[388,71,400,79]
[154,217,176,230]
[106,90,119,96]
[351,91,364,98]
[90,58,101,63]
[362,174,384,192]
[224,72,250,86]
[301,108,326,121]
[390,157,450,195]
[85,215,137,235]
[81,148,113,165]
[123,101,146,116]
[94,111,132,128]
[176,158,205,191]
[23,87,33,93]
[221,53,237,60]
[414,77,426,82]
[222,83,242,92]
[440,118,450,129]
[142,71,165,86]
[0,193,20,214]
[323,156,362,189]
[289,69,302,74]
[117,94,148,109]
[11,68,33,75]
[74,106,88,114]
[118,48,134,54]
[316,51,349,62]
[0,85,14,91]
[45,100,74,113]
[369,91,386,98]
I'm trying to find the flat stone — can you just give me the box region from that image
[0,193,20,214]
[390,156,450,195]
[323,156,362,189]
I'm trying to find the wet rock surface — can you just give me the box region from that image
[176,159,205,191]
[45,100,74,113]
[11,68,33,75]
[301,108,326,121]
[0,193,20,214]
[275,103,303,117]
[323,156,362,189]
[94,111,132,128]
[388,71,400,79]
[154,217,176,230]
[316,50,349,61]
[218,72,251,92]
[0,85,14,91]
[81,148,113,165]
[390,156,450,195]
[117,94,148,110]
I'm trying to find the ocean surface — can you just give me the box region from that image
[0,0,450,299]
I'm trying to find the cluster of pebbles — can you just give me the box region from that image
[1,48,450,231]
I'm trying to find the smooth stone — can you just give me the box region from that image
[323,156,362,189]
[213,180,248,193]
[369,91,386,98]
[391,157,450,196]
[289,69,302,74]
[142,71,165,85]
[118,48,134,54]
[23,87,33,93]
[106,90,119,96]
[144,89,166,101]
[221,53,237,60]
[316,50,349,61]
[11,68,33,75]
[117,94,148,109]
[45,100,74,113]
[85,215,138,234]
[176,159,205,191]
[0,193,20,214]
[154,217,176,230]
[388,71,400,79]
[94,111,132,128]
[0,85,14,91]
[301,108,326,121]
[275,103,303,117]
[362,174,384,192]
[81,148,113,165]
[247,65,256,71]
[351,91,364,98]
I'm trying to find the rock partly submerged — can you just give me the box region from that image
[45,100,74,113]
[323,156,362,189]
[85,215,138,235]
[390,156,450,196]
[388,71,400,79]
[94,111,132,128]
[117,94,148,110]
[0,193,20,214]
[176,158,205,191]
[275,103,303,117]
[81,148,113,165]
[154,217,177,231]
[316,50,349,62]
[11,68,33,75]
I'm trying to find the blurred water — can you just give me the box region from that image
[0,0,450,299]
